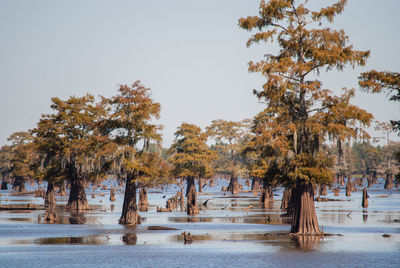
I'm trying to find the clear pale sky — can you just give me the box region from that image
[1,0,399,147]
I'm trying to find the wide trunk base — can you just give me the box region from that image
[290,180,321,235]
[66,179,90,212]
[119,177,141,225]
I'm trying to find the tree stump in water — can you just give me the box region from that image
[333,187,340,196]
[182,231,193,244]
[110,188,116,202]
[362,187,369,208]
[345,182,351,197]
[176,189,185,211]
[139,188,149,206]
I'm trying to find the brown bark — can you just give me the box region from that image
[290,180,320,235]
[260,185,274,207]
[345,182,351,197]
[227,176,240,194]
[318,184,327,196]
[58,180,66,196]
[251,178,260,196]
[66,178,90,212]
[12,176,25,192]
[384,173,394,189]
[45,181,56,205]
[281,188,292,210]
[44,203,58,223]
[198,177,203,193]
[186,177,198,215]
[367,174,373,188]
[139,188,149,206]
[110,188,116,201]
[119,174,140,225]
[333,187,340,196]
[362,187,369,208]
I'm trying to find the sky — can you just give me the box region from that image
[0,0,399,147]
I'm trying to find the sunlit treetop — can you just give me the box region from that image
[169,123,215,179]
[239,0,373,185]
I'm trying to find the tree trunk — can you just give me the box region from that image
[251,177,260,196]
[139,188,149,205]
[45,181,56,205]
[318,184,327,196]
[333,187,340,196]
[227,176,240,195]
[66,178,90,212]
[345,182,351,196]
[110,188,116,201]
[198,177,203,193]
[44,203,58,223]
[281,188,292,210]
[139,187,149,212]
[260,185,273,207]
[362,187,369,208]
[119,174,140,225]
[186,177,198,215]
[58,180,66,196]
[12,176,25,192]
[384,173,393,189]
[290,180,320,235]
[1,180,8,190]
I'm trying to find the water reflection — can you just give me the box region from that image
[44,204,58,224]
[291,235,322,250]
[122,233,137,245]
[69,213,87,224]
[33,235,106,245]
[363,210,368,223]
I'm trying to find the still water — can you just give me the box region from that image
[0,178,399,267]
